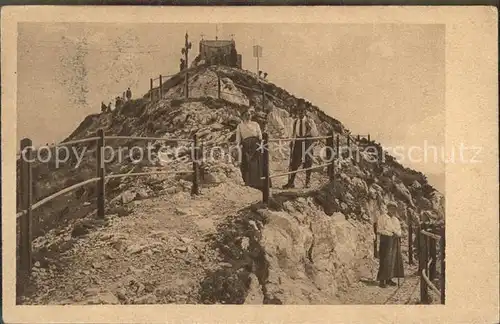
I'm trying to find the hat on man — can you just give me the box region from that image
[296,99,307,115]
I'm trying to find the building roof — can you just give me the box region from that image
[200,39,234,47]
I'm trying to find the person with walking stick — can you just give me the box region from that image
[376,201,396,288]
[389,202,405,287]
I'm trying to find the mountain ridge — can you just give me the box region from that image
[17,64,445,305]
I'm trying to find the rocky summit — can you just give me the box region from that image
[17,64,444,305]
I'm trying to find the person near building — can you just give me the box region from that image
[230,43,238,67]
[235,108,263,189]
[126,87,132,101]
[282,99,318,189]
[115,96,122,109]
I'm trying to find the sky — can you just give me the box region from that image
[16,22,445,184]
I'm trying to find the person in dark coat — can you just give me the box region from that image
[283,99,318,189]
[230,43,238,67]
[115,96,122,109]
[235,109,264,189]
[376,202,396,288]
[126,87,132,101]
[101,102,107,112]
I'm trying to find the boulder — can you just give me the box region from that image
[394,182,415,207]
[351,177,368,193]
[203,173,220,184]
[81,291,119,305]
[133,294,157,304]
[112,190,137,205]
[136,188,149,199]
[244,273,264,304]
[211,123,224,131]
[411,180,422,190]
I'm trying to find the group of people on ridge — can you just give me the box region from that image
[235,98,413,290]
[234,98,318,190]
[101,87,132,113]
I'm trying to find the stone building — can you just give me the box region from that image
[198,38,242,68]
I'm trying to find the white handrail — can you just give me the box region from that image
[105,170,193,179]
[105,136,193,142]
[422,268,442,297]
[264,162,332,180]
[16,177,100,219]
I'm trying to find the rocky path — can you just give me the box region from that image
[21,182,262,305]
[20,161,422,306]
[338,264,421,304]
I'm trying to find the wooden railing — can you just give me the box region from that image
[16,132,198,274]
[418,226,446,304]
[17,66,378,275]
[260,132,337,203]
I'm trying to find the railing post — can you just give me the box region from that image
[217,74,221,99]
[429,236,437,281]
[200,141,205,181]
[408,222,413,265]
[368,134,371,142]
[19,138,33,274]
[191,134,199,195]
[262,132,270,204]
[150,78,153,101]
[424,234,430,304]
[159,74,163,99]
[416,223,420,259]
[96,129,105,219]
[261,87,265,111]
[419,229,429,304]
[336,134,340,162]
[326,131,334,182]
[440,227,446,304]
[185,71,189,99]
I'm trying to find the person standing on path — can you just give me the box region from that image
[235,109,263,190]
[376,202,396,288]
[389,203,405,285]
[283,99,318,189]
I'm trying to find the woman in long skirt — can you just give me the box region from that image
[388,204,405,285]
[376,208,394,288]
[235,110,264,190]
